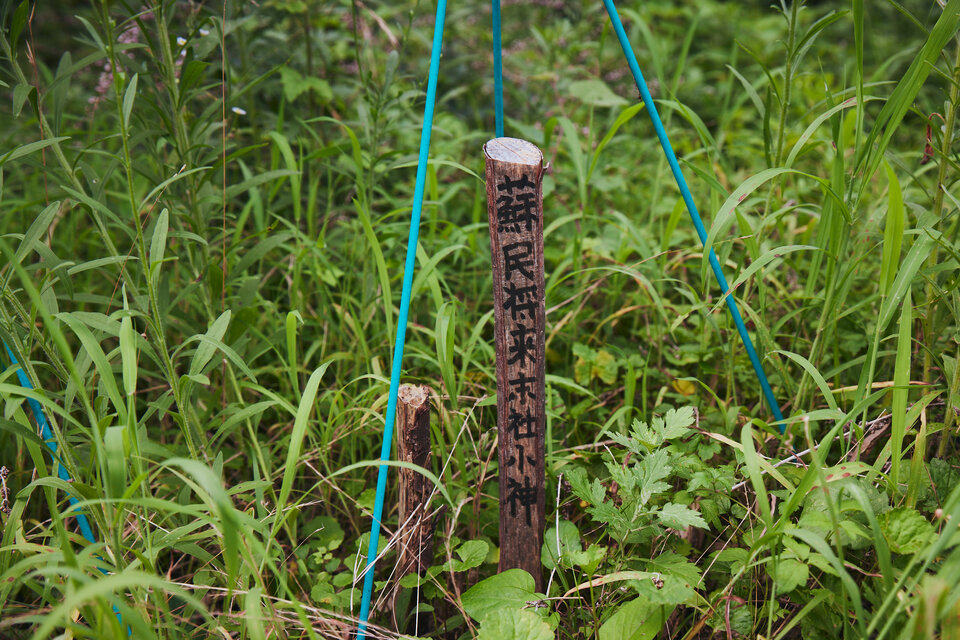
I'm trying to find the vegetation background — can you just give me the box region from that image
[1,0,960,638]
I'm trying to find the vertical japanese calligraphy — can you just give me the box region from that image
[484,137,546,590]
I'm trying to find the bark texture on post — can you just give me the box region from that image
[393,384,434,631]
[484,137,546,590]
[392,384,437,635]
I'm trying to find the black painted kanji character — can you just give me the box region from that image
[497,174,536,194]
[507,444,536,473]
[505,475,537,526]
[503,242,534,281]
[508,323,536,366]
[508,374,537,401]
[502,282,538,321]
[496,191,537,233]
[506,408,537,440]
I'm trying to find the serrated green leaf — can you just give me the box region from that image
[660,406,695,439]
[657,502,707,531]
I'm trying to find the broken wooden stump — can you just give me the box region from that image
[392,383,436,632]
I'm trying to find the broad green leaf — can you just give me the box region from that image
[478,609,552,640]
[447,539,488,572]
[307,515,344,553]
[599,598,665,640]
[541,520,582,570]
[878,507,935,554]
[461,569,539,623]
[594,350,618,385]
[770,557,808,593]
[568,78,628,108]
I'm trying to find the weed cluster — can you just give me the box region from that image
[1,1,959,638]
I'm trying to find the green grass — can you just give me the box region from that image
[1,0,960,638]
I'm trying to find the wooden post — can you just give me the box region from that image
[484,137,546,590]
[393,384,434,631]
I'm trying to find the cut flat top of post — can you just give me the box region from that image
[398,384,429,408]
[484,137,542,166]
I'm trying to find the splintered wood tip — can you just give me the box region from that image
[484,137,543,166]
[398,384,429,408]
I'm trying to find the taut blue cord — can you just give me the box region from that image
[357,0,448,636]
[6,342,127,632]
[4,342,98,542]
[493,0,504,137]
[601,0,785,430]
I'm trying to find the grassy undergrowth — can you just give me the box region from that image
[1,0,960,638]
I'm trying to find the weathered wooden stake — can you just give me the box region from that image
[393,384,434,631]
[484,137,546,590]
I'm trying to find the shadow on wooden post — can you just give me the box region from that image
[391,383,436,634]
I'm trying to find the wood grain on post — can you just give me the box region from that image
[393,384,434,630]
[484,137,546,590]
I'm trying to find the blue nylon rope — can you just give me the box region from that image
[493,0,504,137]
[357,0,448,636]
[4,342,98,542]
[2,344,126,630]
[601,0,785,430]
